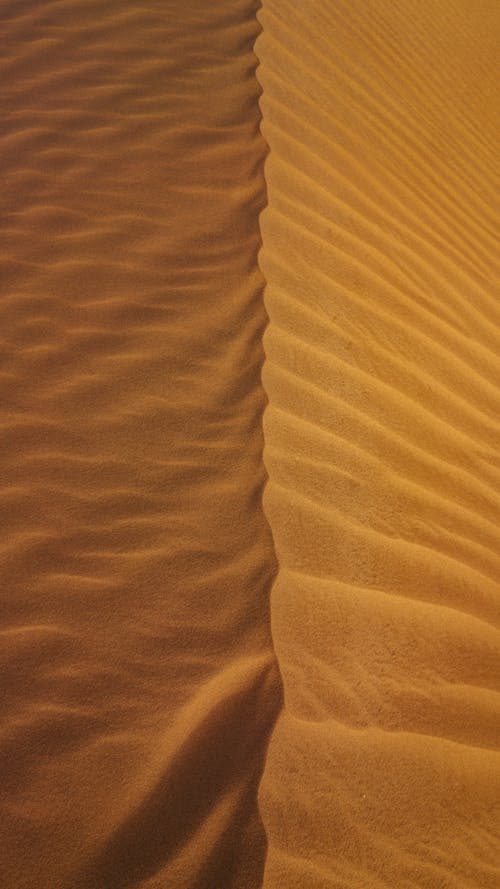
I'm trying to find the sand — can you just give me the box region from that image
[1,2,280,888]
[1,0,499,887]
[256,1,500,886]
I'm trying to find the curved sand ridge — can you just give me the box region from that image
[0,2,281,887]
[255,0,500,887]
[2,0,500,887]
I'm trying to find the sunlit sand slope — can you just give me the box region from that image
[256,1,500,886]
[0,2,280,887]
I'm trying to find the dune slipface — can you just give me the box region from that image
[256,0,500,887]
[0,2,281,887]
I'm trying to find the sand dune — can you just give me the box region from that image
[1,0,500,887]
[0,2,280,887]
[256,1,500,886]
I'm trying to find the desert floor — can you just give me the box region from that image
[1,1,499,888]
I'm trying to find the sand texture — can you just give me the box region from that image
[1,0,500,887]
[0,2,280,888]
[256,1,500,887]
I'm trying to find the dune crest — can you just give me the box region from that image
[2,0,500,886]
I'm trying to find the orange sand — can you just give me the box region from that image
[1,0,500,888]
[1,2,280,887]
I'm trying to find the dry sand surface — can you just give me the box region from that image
[257,1,500,887]
[1,2,280,887]
[1,1,500,888]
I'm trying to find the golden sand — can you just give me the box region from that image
[257,1,500,886]
[1,0,499,887]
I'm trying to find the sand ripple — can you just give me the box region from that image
[2,0,500,886]
[0,2,280,887]
[256,1,500,886]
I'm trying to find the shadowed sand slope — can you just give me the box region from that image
[0,2,281,887]
[256,0,500,887]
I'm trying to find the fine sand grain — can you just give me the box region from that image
[0,2,281,887]
[1,0,500,887]
[256,1,500,887]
